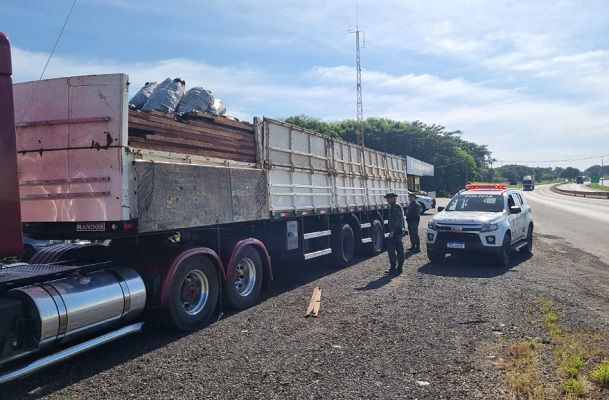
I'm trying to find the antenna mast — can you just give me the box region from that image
[350,4,365,147]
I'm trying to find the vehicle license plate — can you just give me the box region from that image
[447,241,465,249]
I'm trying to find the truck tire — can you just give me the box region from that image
[332,223,355,268]
[165,256,220,331]
[496,232,512,267]
[366,219,384,256]
[427,249,445,263]
[418,202,427,215]
[223,245,263,310]
[520,225,533,254]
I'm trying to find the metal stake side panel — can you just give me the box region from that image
[333,140,367,210]
[261,118,410,214]
[388,155,410,204]
[14,74,134,222]
[262,118,334,215]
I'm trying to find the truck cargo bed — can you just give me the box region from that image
[14,73,411,237]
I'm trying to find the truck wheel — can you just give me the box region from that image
[366,219,384,256]
[520,225,533,254]
[418,202,427,215]
[496,233,512,267]
[333,223,355,268]
[165,256,219,331]
[223,245,263,310]
[427,249,445,263]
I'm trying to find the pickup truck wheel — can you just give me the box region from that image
[223,245,263,310]
[520,225,533,254]
[333,223,355,268]
[366,219,384,256]
[427,249,445,263]
[496,233,512,267]
[418,202,427,215]
[165,256,219,331]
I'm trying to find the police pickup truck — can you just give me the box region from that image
[426,184,533,266]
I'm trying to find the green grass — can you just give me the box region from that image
[586,183,609,192]
[563,354,586,378]
[501,339,546,398]
[562,378,587,398]
[590,361,609,386]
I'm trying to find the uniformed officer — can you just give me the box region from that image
[384,193,405,274]
[405,193,421,253]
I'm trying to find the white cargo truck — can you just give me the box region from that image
[1,64,411,381]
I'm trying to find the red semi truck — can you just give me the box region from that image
[0,33,411,383]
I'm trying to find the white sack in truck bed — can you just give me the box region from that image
[141,78,185,112]
[129,81,157,109]
[176,87,214,114]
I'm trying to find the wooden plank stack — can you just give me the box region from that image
[128,110,257,163]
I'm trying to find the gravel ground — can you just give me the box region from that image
[2,213,609,400]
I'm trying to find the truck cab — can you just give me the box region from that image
[522,176,534,191]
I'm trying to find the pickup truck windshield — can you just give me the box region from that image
[445,194,504,212]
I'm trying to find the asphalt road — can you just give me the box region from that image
[524,184,609,264]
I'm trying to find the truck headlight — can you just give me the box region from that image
[481,223,499,232]
[428,220,438,230]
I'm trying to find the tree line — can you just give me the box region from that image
[494,164,609,183]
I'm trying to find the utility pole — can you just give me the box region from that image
[349,4,365,147]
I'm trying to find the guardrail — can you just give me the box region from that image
[551,183,609,199]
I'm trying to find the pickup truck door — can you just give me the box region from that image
[507,194,524,241]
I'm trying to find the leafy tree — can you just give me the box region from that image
[560,167,581,179]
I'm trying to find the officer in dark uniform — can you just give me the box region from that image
[384,193,405,274]
[405,193,421,253]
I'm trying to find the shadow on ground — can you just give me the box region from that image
[417,252,533,278]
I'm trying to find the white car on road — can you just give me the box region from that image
[415,192,436,214]
[426,184,533,266]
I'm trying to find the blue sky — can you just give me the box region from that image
[2,0,609,169]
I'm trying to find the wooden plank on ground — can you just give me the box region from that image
[305,286,322,318]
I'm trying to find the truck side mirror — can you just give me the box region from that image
[437,206,445,212]
[510,206,521,214]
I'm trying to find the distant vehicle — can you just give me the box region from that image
[414,192,436,214]
[522,175,535,191]
[426,184,533,267]
[576,176,585,184]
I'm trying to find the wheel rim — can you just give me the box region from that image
[234,258,257,297]
[372,224,383,251]
[180,269,209,315]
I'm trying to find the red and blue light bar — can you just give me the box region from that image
[465,184,509,190]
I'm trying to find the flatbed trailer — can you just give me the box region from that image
[0,42,411,382]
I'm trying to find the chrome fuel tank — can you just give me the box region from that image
[9,267,146,349]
